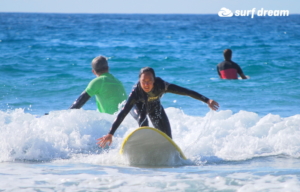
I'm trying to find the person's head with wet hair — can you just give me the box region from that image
[91,56,109,75]
[223,49,232,61]
[139,67,156,78]
[139,67,156,93]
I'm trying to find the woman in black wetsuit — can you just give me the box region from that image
[97,67,219,148]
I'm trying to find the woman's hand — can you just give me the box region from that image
[96,134,113,148]
[207,99,219,111]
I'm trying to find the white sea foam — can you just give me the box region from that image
[0,162,299,192]
[0,108,299,165]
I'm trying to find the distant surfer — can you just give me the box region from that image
[97,67,219,147]
[69,56,127,114]
[217,49,248,79]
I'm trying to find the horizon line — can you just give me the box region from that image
[1,11,300,15]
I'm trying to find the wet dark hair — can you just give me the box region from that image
[139,67,156,78]
[223,49,232,61]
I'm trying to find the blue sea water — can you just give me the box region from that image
[0,13,300,191]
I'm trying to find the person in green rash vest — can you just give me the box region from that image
[69,56,127,114]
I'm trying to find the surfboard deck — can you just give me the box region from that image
[120,127,186,166]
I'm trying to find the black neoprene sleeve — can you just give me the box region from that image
[166,84,209,103]
[108,93,137,135]
[69,91,91,109]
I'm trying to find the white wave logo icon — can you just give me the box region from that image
[218,7,233,17]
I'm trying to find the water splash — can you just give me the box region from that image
[0,108,299,165]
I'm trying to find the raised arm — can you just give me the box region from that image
[166,83,219,111]
[166,84,209,103]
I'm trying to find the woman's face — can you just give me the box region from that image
[139,71,155,93]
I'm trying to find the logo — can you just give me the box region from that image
[218,7,233,17]
[218,7,289,19]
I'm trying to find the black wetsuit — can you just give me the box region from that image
[109,77,209,138]
[217,60,244,79]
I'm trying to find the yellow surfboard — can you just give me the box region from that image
[120,127,186,166]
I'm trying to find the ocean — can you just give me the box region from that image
[0,13,299,191]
